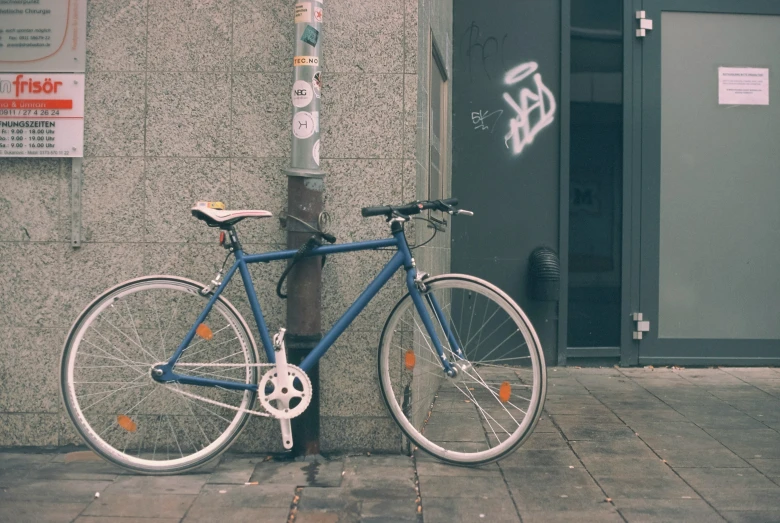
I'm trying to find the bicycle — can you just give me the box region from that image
[60,197,547,474]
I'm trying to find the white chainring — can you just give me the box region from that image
[258,364,312,419]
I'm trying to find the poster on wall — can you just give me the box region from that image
[0,0,87,73]
[0,73,85,157]
[718,67,769,106]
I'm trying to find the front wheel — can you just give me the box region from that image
[378,274,547,465]
[61,276,260,474]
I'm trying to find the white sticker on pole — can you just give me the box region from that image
[0,73,85,157]
[311,111,319,132]
[292,111,315,139]
[294,3,312,23]
[292,80,313,108]
[313,139,320,165]
[314,6,323,24]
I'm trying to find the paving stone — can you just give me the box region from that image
[414,460,502,477]
[697,487,780,511]
[29,461,121,481]
[573,457,671,478]
[747,459,780,477]
[77,517,181,523]
[613,498,725,522]
[296,511,353,523]
[207,457,262,484]
[720,510,780,523]
[520,509,623,522]
[653,446,749,468]
[341,460,414,489]
[496,449,583,470]
[422,496,520,523]
[0,501,86,523]
[0,480,113,503]
[520,430,570,450]
[82,492,196,518]
[570,438,658,460]
[249,459,344,487]
[675,468,778,490]
[361,496,418,519]
[418,475,510,498]
[183,484,295,521]
[508,483,608,512]
[105,473,210,494]
[297,487,359,511]
[594,473,700,500]
[502,466,598,491]
[184,508,291,523]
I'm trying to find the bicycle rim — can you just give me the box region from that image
[61,277,258,474]
[378,275,546,465]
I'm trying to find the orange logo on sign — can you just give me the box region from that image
[9,75,64,97]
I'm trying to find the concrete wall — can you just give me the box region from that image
[0,0,451,451]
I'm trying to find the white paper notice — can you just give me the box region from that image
[718,67,769,106]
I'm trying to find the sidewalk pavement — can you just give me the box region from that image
[1,367,779,522]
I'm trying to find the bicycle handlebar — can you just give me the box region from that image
[361,198,461,218]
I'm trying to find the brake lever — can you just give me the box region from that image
[456,209,474,217]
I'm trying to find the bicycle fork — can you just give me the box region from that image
[405,269,467,377]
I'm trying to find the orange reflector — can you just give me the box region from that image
[196,324,213,341]
[404,350,416,370]
[219,231,226,245]
[117,415,137,433]
[499,381,511,403]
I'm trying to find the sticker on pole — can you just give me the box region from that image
[294,56,319,67]
[294,3,312,23]
[314,6,323,23]
[292,111,315,139]
[311,111,319,132]
[291,80,313,108]
[301,25,319,47]
[313,139,320,165]
[312,72,322,98]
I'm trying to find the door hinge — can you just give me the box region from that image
[632,312,651,340]
[635,11,653,37]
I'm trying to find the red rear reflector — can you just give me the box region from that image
[219,231,226,245]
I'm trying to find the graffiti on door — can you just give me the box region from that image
[502,61,556,156]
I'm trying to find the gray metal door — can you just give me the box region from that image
[638,0,780,365]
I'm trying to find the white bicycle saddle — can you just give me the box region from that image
[191,201,273,227]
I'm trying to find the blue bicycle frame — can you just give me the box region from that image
[153,227,461,391]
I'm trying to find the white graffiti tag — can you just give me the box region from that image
[471,109,503,132]
[502,62,556,155]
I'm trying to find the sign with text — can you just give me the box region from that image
[0,0,87,72]
[718,67,769,106]
[0,73,84,157]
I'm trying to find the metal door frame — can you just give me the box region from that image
[636,0,780,365]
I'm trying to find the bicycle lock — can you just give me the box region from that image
[282,0,325,456]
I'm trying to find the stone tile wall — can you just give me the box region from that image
[0,0,451,452]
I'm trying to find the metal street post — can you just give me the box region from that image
[284,0,325,456]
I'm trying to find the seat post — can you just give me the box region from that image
[226,225,242,252]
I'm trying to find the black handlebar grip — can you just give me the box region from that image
[361,205,392,217]
[440,197,458,207]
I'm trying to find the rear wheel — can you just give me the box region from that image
[378,274,546,465]
[61,276,259,474]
